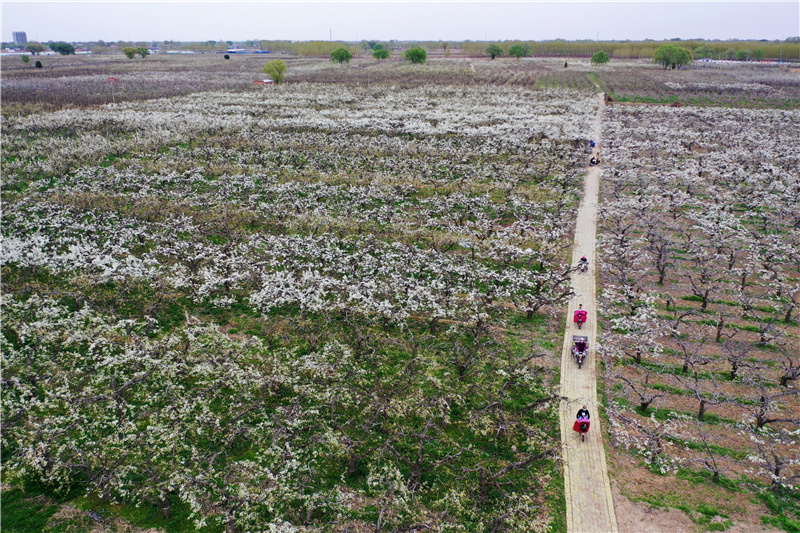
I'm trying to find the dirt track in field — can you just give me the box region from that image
[559,93,618,533]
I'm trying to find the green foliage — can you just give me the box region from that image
[20,55,30,64]
[508,43,531,59]
[136,47,149,58]
[49,42,76,55]
[25,43,46,55]
[486,43,503,59]
[754,49,765,61]
[653,44,692,69]
[404,46,427,64]
[330,47,353,64]
[735,49,752,61]
[372,48,389,60]
[591,51,610,65]
[35,60,42,69]
[695,45,715,59]
[262,59,287,83]
[123,47,136,59]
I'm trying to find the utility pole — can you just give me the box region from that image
[329,29,332,42]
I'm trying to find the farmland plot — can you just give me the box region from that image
[1,84,597,531]
[598,102,800,530]
[595,60,800,109]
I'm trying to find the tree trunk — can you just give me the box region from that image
[160,494,172,519]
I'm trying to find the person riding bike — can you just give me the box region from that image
[575,340,588,354]
[574,304,587,328]
[574,405,591,441]
[578,255,589,271]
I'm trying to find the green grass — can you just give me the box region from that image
[666,437,748,461]
[0,488,62,533]
[758,487,800,533]
[675,468,743,492]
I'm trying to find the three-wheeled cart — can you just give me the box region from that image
[572,335,588,369]
[573,309,587,329]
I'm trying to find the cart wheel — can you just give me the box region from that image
[578,361,582,369]
[581,433,585,442]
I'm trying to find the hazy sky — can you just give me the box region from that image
[3,1,798,43]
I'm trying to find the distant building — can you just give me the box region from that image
[13,31,28,45]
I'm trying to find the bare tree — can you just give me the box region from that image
[674,374,729,421]
[721,340,753,381]
[617,372,665,412]
[740,374,800,429]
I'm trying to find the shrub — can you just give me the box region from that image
[653,44,692,69]
[508,43,531,59]
[486,43,503,60]
[49,42,75,55]
[404,46,427,64]
[591,51,610,65]
[262,59,287,83]
[330,47,353,64]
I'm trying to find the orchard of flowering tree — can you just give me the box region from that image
[2,53,800,532]
[598,102,799,526]
[1,79,595,531]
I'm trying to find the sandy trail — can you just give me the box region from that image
[558,93,617,533]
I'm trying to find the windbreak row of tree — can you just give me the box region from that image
[597,102,799,524]
[16,38,796,60]
[463,39,800,60]
[1,85,597,531]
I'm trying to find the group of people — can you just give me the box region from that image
[588,140,601,166]
[573,147,597,439]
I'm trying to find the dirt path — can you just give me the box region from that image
[559,93,617,533]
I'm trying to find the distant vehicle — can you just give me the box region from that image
[227,48,247,54]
